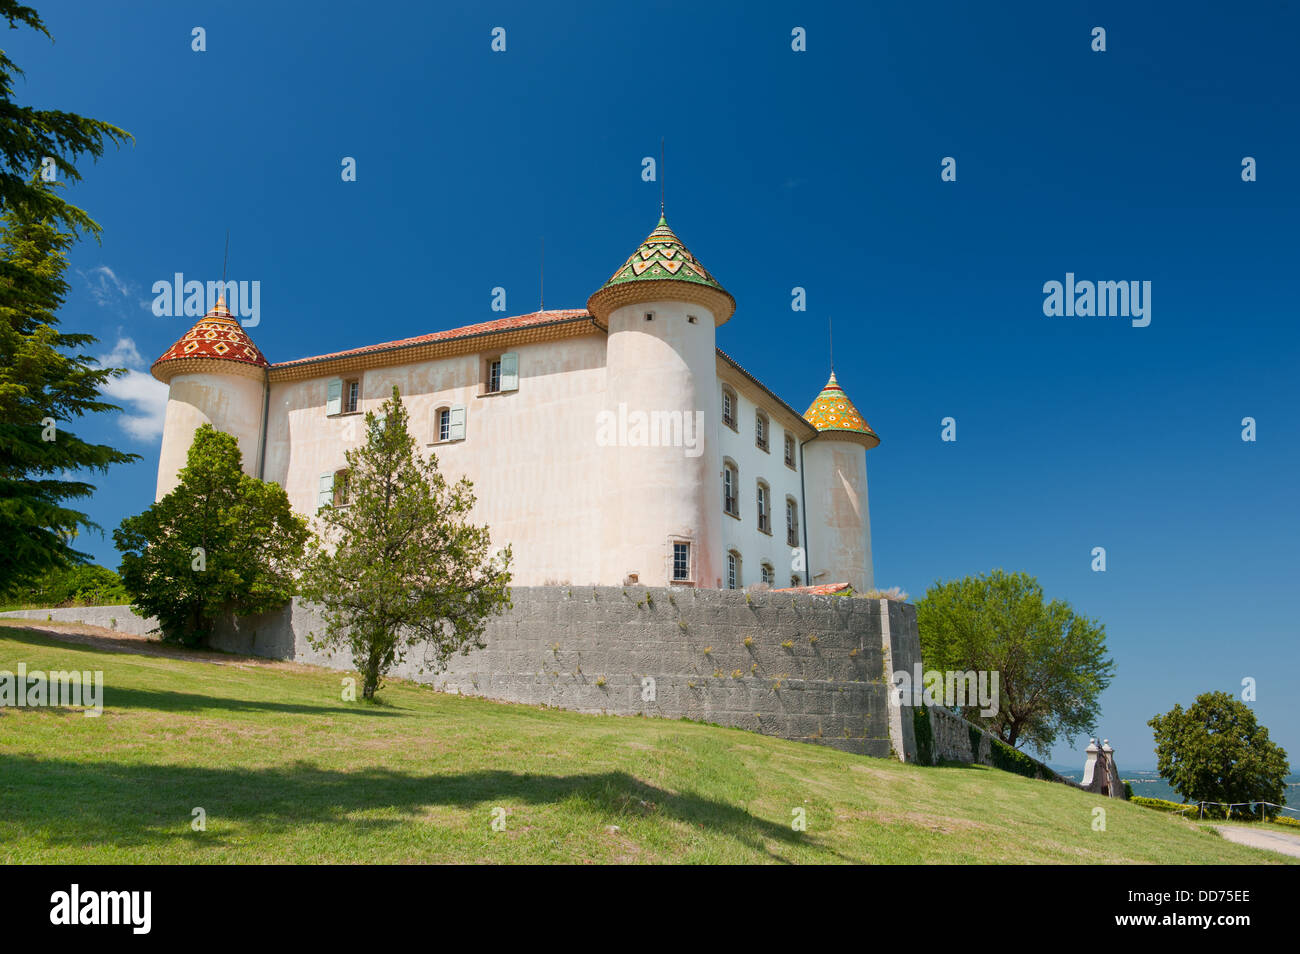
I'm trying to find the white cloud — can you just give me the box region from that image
[82,265,133,309]
[97,336,168,441]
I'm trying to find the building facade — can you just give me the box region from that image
[151,216,880,590]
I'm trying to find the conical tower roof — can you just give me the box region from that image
[804,372,879,448]
[587,215,735,324]
[151,298,269,384]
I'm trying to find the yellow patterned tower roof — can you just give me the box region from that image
[587,215,735,325]
[803,372,879,448]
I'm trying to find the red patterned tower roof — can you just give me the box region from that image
[151,299,269,383]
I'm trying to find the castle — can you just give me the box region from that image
[150,215,880,591]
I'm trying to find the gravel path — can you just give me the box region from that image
[1214,825,1300,858]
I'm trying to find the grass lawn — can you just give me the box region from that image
[0,621,1291,864]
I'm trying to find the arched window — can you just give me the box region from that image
[755,411,769,452]
[790,573,801,588]
[727,550,742,590]
[432,405,466,443]
[761,563,775,585]
[756,481,771,534]
[721,385,737,430]
[722,460,739,517]
[333,469,352,507]
[786,497,799,547]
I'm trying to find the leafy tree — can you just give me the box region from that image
[1,562,126,607]
[1150,691,1289,814]
[915,569,1114,755]
[301,387,513,700]
[0,193,138,591]
[1,1,131,235]
[114,425,308,646]
[0,2,134,591]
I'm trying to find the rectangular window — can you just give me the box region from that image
[344,379,360,414]
[438,408,451,442]
[756,415,768,451]
[784,434,796,469]
[333,470,351,507]
[722,389,735,429]
[787,501,799,547]
[757,486,770,533]
[762,564,774,585]
[487,360,502,393]
[723,467,737,516]
[672,542,690,581]
[727,553,739,590]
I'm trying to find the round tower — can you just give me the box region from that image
[150,299,269,500]
[587,215,735,587]
[802,372,880,591]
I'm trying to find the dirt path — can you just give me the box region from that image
[1214,825,1300,858]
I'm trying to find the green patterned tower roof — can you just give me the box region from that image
[587,216,735,324]
[804,372,880,448]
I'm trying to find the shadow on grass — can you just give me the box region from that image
[101,687,404,718]
[0,755,833,862]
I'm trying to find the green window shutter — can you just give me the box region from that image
[326,379,342,416]
[317,473,334,512]
[448,404,466,440]
[500,352,518,391]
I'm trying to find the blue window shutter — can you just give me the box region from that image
[500,352,518,391]
[449,404,466,440]
[326,379,342,416]
[317,473,334,511]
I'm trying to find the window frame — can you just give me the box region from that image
[671,540,692,583]
[756,481,771,535]
[726,550,741,590]
[722,460,739,518]
[721,385,737,431]
[755,411,770,453]
[784,432,797,470]
[786,497,799,548]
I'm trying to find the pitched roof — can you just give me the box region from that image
[803,372,880,448]
[273,309,595,369]
[151,299,269,382]
[587,216,735,323]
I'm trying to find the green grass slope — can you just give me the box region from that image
[0,623,1289,864]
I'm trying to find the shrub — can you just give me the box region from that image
[912,706,934,765]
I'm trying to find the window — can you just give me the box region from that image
[672,542,691,582]
[791,574,801,588]
[761,563,775,585]
[333,469,352,507]
[755,412,769,452]
[326,377,360,417]
[786,498,799,547]
[485,352,519,394]
[432,405,466,443]
[721,385,737,430]
[687,314,698,324]
[727,551,741,590]
[318,470,350,512]
[756,482,771,534]
[645,311,654,321]
[784,433,796,469]
[723,461,738,517]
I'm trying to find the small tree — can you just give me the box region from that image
[915,569,1114,755]
[1150,691,1289,815]
[114,425,307,646]
[300,387,512,700]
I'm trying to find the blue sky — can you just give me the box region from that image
[9,1,1298,767]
